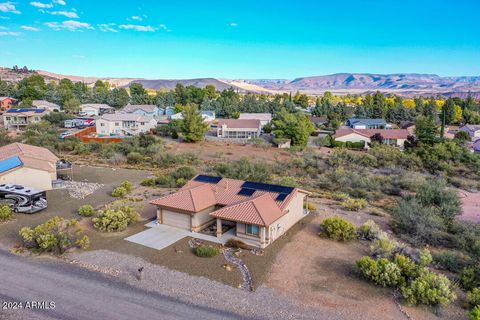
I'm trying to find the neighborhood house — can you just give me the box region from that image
[238,113,272,127]
[96,113,157,136]
[150,175,311,248]
[0,97,17,113]
[122,104,164,117]
[0,143,59,191]
[2,108,50,130]
[32,100,61,112]
[216,119,262,140]
[346,118,391,129]
[334,128,410,148]
[80,104,114,116]
[459,124,480,140]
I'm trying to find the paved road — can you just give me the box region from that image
[0,249,251,320]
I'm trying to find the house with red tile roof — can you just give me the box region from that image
[0,143,59,191]
[216,119,261,140]
[334,128,410,149]
[150,175,311,248]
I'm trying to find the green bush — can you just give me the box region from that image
[19,216,89,254]
[356,256,403,287]
[140,178,156,187]
[433,251,471,273]
[321,216,357,241]
[112,186,127,198]
[469,306,480,320]
[358,220,381,240]
[341,197,368,211]
[370,236,398,258]
[467,288,480,307]
[126,152,143,164]
[92,206,138,232]
[400,269,456,306]
[461,267,480,291]
[394,254,419,280]
[0,205,13,221]
[194,245,220,258]
[120,180,134,193]
[78,205,95,217]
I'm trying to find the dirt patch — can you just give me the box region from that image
[265,205,467,320]
[458,190,480,223]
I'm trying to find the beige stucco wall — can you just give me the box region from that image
[159,208,191,229]
[191,206,216,231]
[0,167,54,191]
[336,133,370,144]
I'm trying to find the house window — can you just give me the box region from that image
[115,122,120,126]
[100,123,105,127]
[140,122,145,125]
[5,117,10,121]
[246,224,259,236]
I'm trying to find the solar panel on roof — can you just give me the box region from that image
[237,188,256,196]
[276,193,289,201]
[193,175,222,184]
[241,181,294,194]
[0,156,23,174]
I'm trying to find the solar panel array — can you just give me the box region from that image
[193,175,222,184]
[276,193,289,201]
[241,181,294,195]
[7,109,46,113]
[237,188,256,196]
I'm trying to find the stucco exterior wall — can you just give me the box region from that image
[191,206,217,231]
[0,167,54,191]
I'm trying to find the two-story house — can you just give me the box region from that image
[2,109,50,130]
[96,113,158,136]
[80,103,114,116]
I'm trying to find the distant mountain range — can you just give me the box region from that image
[2,67,480,97]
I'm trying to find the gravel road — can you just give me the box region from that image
[0,249,330,320]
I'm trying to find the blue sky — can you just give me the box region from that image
[0,0,479,79]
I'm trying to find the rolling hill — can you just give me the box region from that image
[2,67,480,97]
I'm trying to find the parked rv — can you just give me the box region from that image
[0,184,47,214]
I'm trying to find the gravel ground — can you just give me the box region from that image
[68,249,335,320]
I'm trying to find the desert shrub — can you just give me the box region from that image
[433,251,470,273]
[419,249,433,267]
[331,192,350,201]
[214,157,271,183]
[19,216,89,254]
[112,186,127,198]
[140,178,156,187]
[341,197,368,211]
[78,205,95,217]
[225,238,249,249]
[194,245,219,258]
[328,149,377,168]
[394,254,419,280]
[304,202,317,211]
[358,220,382,240]
[400,269,456,306]
[171,166,196,184]
[454,130,471,142]
[469,306,480,320]
[416,181,462,226]
[126,152,143,164]
[391,197,447,246]
[277,176,299,188]
[120,180,134,193]
[92,206,138,232]
[320,216,356,241]
[155,175,176,188]
[461,267,480,291]
[369,207,387,217]
[467,288,480,307]
[370,236,398,258]
[0,205,13,221]
[356,256,403,287]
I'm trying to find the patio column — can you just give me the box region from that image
[260,226,266,248]
[216,218,222,238]
[305,195,309,214]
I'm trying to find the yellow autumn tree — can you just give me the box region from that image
[453,105,463,124]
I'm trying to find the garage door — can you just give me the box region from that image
[162,210,191,230]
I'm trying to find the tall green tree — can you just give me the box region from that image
[179,104,209,142]
[16,74,47,101]
[272,108,315,148]
[415,115,437,145]
[109,88,130,109]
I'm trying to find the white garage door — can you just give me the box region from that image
[162,210,191,230]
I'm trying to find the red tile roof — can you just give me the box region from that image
[217,119,261,129]
[149,175,310,226]
[210,194,283,226]
[334,128,410,140]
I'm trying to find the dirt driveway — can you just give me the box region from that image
[0,165,150,248]
[458,190,480,223]
[265,207,466,320]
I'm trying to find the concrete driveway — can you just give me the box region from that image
[125,223,188,250]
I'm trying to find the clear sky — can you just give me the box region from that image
[0,0,479,79]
